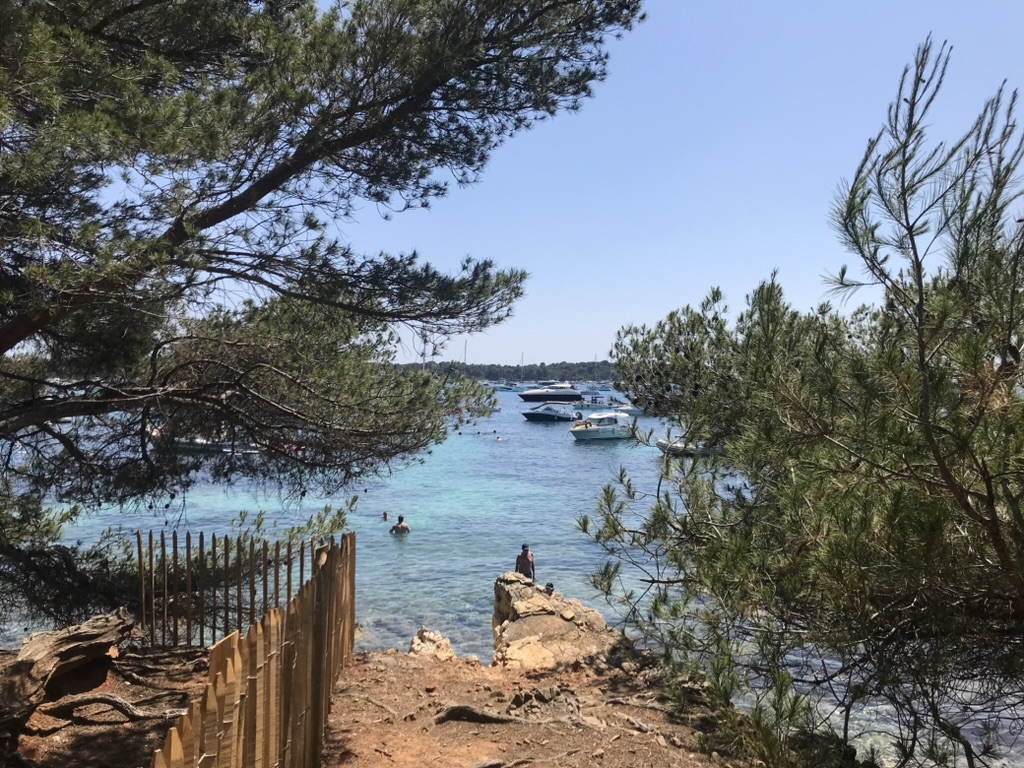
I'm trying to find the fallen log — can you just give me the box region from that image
[0,609,135,765]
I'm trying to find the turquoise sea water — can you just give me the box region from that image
[25,390,666,660]
[12,392,1024,764]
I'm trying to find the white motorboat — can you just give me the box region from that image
[159,434,260,457]
[522,402,583,422]
[487,379,522,391]
[571,395,613,411]
[518,382,583,402]
[572,396,643,417]
[569,411,633,441]
[611,402,643,417]
[655,437,718,458]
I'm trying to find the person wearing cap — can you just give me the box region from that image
[515,543,535,581]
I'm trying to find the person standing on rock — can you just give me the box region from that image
[516,543,535,581]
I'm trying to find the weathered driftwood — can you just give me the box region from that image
[0,609,135,762]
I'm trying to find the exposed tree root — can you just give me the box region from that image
[435,705,559,726]
[37,692,186,723]
[358,695,397,717]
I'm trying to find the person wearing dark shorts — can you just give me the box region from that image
[515,543,535,580]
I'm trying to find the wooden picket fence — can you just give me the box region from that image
[135,530,336,648]
[147,532,356,768]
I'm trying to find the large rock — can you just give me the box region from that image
[491,572,624,671]
[408,628,457,661]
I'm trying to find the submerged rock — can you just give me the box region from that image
[491,572,625,671]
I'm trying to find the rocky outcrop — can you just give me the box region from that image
[408,627,457,661]
[491,572,625,671]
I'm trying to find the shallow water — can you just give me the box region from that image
[12,391,666,659]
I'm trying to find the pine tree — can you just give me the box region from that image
[0,0,644,622]
[596,38,1024,767]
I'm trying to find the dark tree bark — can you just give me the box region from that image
[0,609,135,766]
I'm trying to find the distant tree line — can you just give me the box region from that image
[402,360,617,384]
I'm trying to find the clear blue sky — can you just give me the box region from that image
[339,1,1024,366]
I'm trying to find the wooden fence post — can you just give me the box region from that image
[198,532,206,648]
[172,530,179,647]
[185,531,193,647]
[136,531,146,635]
[148,531,156,647]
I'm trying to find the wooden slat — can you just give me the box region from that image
[310,563,327,768]
[172,531,180,647]
[236,535,243,635]
[137,531,146,633]
[249,538,257,628]
[161,531,168,647]
[286,541,293,606]
[274,541,281,610]
[149,531,156,647]
[179,701,197,767]
[210,534,217,645]
[280,600,299,768]
[263,609,282,768]
[163,726,184,767]
[297,580,313,768]
[150,745,170,768]
[220,658,239,768]
[228,642,244,768]
[262,540,269,617]
[245,621,264,768]
[223,534,230,639]
[185,532,193,647]
[198,683,218,766]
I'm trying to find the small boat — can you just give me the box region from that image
[149,426,259,457]
[172,437,260,456]
[655,438,718,458]
[572,396,642,416]
[610,403,643,415]
[571,396,614,411]
[519,382,583,402]
[522,403,583,422]
[487,379,521,391]
[569,411,633,441]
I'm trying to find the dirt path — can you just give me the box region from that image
[321,651,724,768]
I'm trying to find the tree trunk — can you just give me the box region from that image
[0,609,135,766]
